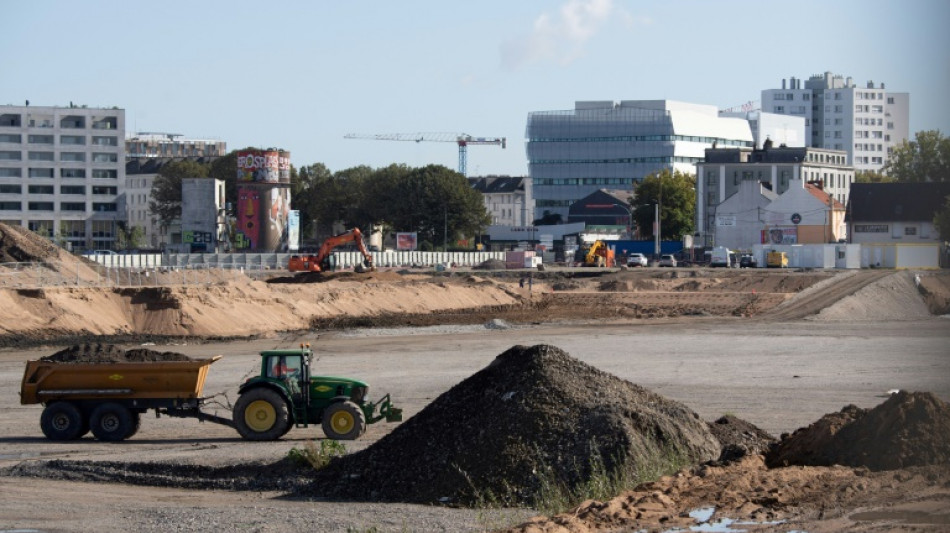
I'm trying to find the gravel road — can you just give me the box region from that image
[1,316,948,532]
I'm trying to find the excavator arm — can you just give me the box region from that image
[288,228,376,273]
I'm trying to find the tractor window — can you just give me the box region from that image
[268,356,302,379]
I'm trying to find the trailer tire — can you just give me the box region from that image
[40,402,85,441]
[322,401,366,440]
[234,388,291,441]
[89,402,135,442]
[125,411,142,439]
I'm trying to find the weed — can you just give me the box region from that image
[287,439,347,470]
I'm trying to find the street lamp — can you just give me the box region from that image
[612,203,633,239]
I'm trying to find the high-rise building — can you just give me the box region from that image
[761,72,909,172]
[125,132,226,159]
[0,103,125,251]
[526,100,754,221]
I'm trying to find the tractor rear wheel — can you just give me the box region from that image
[89,403,135,441]
[234,388,291,441]
[40,402,86,441]
[321,401,366,440]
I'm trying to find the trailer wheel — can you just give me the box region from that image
[40,402,85,441]
[234,388,290,441]
[125,411,143,439]
[322,401,366,440]
[89,402,135,442]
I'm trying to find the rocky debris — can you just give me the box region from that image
[767,391,950,470]
[40,343,194,363]
[304,344,721,505]
[706,415,776,464]
[0,222,63,263]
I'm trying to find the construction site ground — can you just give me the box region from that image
[1,234,949,532]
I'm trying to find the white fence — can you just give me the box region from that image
[86,251,506,270]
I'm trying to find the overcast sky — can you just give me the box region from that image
[4,0,948,176]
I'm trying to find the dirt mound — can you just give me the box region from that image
[305,344,721,505]
[707,415,776,463]
[41,343,194,363]
[767,391,950,470]
[814,271,931,321]
[0,222,64,263]
[474,258,506,270]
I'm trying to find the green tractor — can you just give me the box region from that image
[232,347,402,441]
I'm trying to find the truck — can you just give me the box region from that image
[766,250,789,268]
[709,246,731,268]
[20,346,402,442]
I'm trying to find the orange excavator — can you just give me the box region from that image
[288,228,376,273]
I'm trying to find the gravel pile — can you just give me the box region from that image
[766,391,950,470]
[707,415,776,464]
[305,344,721,505]
[41,343,194,363]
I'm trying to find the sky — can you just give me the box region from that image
[4,0,949,177]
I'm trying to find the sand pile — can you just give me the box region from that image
[307,344,721,505]
[767,391,950,470]
[813,271,931,321]
[41,343,194,363]
[0,222,63,263]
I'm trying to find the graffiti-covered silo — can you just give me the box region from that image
[235,149,292,251]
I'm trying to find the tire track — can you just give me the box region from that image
[759,270,893,321]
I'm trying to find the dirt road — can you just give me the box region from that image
[1,314,948,532]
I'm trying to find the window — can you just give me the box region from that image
[28,185,54,194]
[28,168,54,178]
[91,117,117,130]
[28,202,54,211]
[60,185,85,195]
[92,152,117,163]
[888,97,894,104]
[833,105,843,113]
[0,201,21,211]
[774,106,784,113]
[61,168,86,178]
[92,202,117,212]
[774,94,785,100]
[0,168,21,177]
[0,133,21,143]
[0,151,22,160]
[60,202,86,212]
[904,226,917,236]
[60,116,86,129]
[28,134,54,144]
[92,186,117,195]
[92,169,117,179]
[803,94,810,101]
[887,122,894,130]
[92,136,117,146]
[0,184,21,193]
[60,152,85,162]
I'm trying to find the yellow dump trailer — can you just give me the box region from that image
[766,251,788,268]
[20,356,230,441]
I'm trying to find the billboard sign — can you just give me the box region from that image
[764,226,798,244]
[288,210,300,251]
[396,232,418,251]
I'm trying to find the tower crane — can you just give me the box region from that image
[343,132,506,176]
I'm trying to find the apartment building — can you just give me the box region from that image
[468,176,533,226]
[0,103,125,251]
[762,72,909,172]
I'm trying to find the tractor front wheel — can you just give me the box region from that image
[321,401,366,440]
[234,388,291,441]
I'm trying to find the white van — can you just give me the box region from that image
[710,246,731,267]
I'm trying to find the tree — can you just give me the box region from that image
[116,224,145,250]
[149,160,209,228]
[934,195,950,242]
[883,130,950,182]
[632,169,696,240]
[854,170,895,183]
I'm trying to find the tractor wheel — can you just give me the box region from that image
[233,388,291,441]
[321,401,366,440]
[40,402,85,441]
[89,403,135,442]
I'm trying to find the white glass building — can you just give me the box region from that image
[526,100,754,221]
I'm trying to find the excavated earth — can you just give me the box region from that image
[3,222,950,532]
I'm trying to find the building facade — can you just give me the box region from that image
[0,104,125,251]
[468,176,533,226]
[761,72,909,172]
[696,145,853,248]
[847,182,950,244]
[126,132,226,159]
[526,100,754,222]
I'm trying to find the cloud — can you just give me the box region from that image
[501,0,618,70]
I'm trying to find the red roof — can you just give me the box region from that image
[805,183,845,209]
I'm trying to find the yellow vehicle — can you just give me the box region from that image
[582,240,615,267]
[766,251,788,268]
